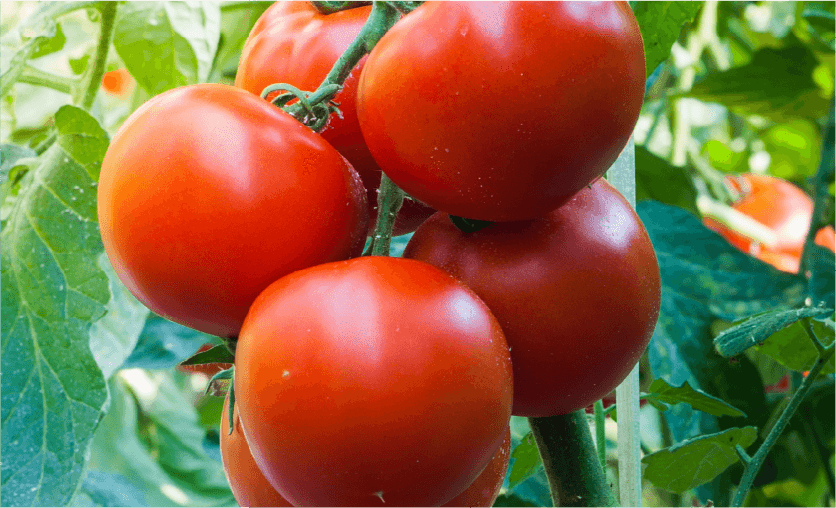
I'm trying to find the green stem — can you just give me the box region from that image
[284,1,400,119]
[368,173,404,256]
[310,1,372,14]
[799,97,834,279]
[78,1,117,111]
[801,318,827,355]
[18,65,76,94]
[731,344,835,506]
[593,400,607,474]
[529,412,616,507]
[33,131,57,156]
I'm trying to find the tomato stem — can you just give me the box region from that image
[529,412,616,507]
[593,400,607,474]
[78,1,117,111]
[17,65,76,94]
[367,173,404,256]
[731,344,835,506]
[309,1,372,15]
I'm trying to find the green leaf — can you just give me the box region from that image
[209,2,271,83]
[180,344,235,366]
[632,2,702,78]
[714,306,833,359]
[646,378,746,418]
[0,3,59,96]
[68,54,90,75]
[113,2,221,96]
[88,376,235,507]
[55,105,110,181]
[753,317,835,374]
[1,106,110,506]
[505,416,551,507]
[121,314,219,370]
[635,146,698,215]
[688,46,830,122]
[72,470,148,507]
[1,143,38,188]
[642,427,758,494]
[508,432,541,489]
[763,119,821,180]
[30,21,66,59]
[809,244,835,308]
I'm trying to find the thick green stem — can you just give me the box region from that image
[284,1,400,120]
[78,1,117,111]
[799,98,834,279]
[18,65,76,94]
[529,412,616,507]
[368,173,404,256]
[731,345,835,506]
[310,1,371,14]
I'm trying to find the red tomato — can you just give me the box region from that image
[221,394,293,507]
[176,343,232,377]
[222,393,510,508]
[101,69,133,96]
[404,178,661,417]
[357,1,645,222]
[234,256,513,506]
[98,84,368,338]
[703,174,835,273]
[443,427,511,507]
[236,1,434,235]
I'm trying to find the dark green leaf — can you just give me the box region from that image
[646,378,746,418]
[180,344,234,366]
[72,470,148,507]
[113,2,221,96]
[508,432,541,488]
[493,494,539,507]
[688,46,829,121]
[632,2,702,78]
[635,146,698,215]
[809,244,835,308]
[753,317,834,374]
[121,314,218,370]
[1,107,110,507]
[642,427,758,494]
[714,306,833,358]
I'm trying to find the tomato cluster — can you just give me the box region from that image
[97,1,657,506]
[703,173,836,273]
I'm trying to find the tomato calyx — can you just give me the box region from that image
[310,1,372,15]
[449,215,493,234]
[264,83,343,132]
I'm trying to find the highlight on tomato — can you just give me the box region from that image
[357,1,646,222]
[703,173,836,273]
[234,256,513,506]
[236,1,434,235]
[404,178,661,417]
[98,83,368,338]
[221,391,511,508]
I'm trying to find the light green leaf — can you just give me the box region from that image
[646,378,746,418]
[713,306,833,358]
[508,432,541,489]
[642,427,758,494]
[114,2,221,96]
[1,106,110,506]
[632,2,702,77]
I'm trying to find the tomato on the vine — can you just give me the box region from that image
[221,391,510,507]
[236,1,434,235]
[101,69,133,97]
[703,173,836,273]
[404,178,661,417]
[234,256,513,506]
[98,84,368,338]
[357,1,645,222]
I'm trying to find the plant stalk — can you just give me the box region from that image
[529,412,616,507]
[368,173,404,256]
[78,1,117,111]
[594,400,607,474]
[18,65,76,94]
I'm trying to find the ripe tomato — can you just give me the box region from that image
[101,69,133,96]
[357,1,645,222]
[703,173,835,273]
[236,1,434,235]
[176,343,232,377]
[404,178,661,417]
[98,84,368,338]
[222,392,510,507]
[235,256,513,506]
[221,394,293,507]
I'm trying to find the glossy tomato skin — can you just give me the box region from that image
[98,84,368,338]
[221,395,509,508]
[703,173,835,273]
[235,256,513,506]
[443,427,511,507]
[357,1,645,222]
[404,178,661,417]
[220,394,293,507]
[236,1,434,235]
